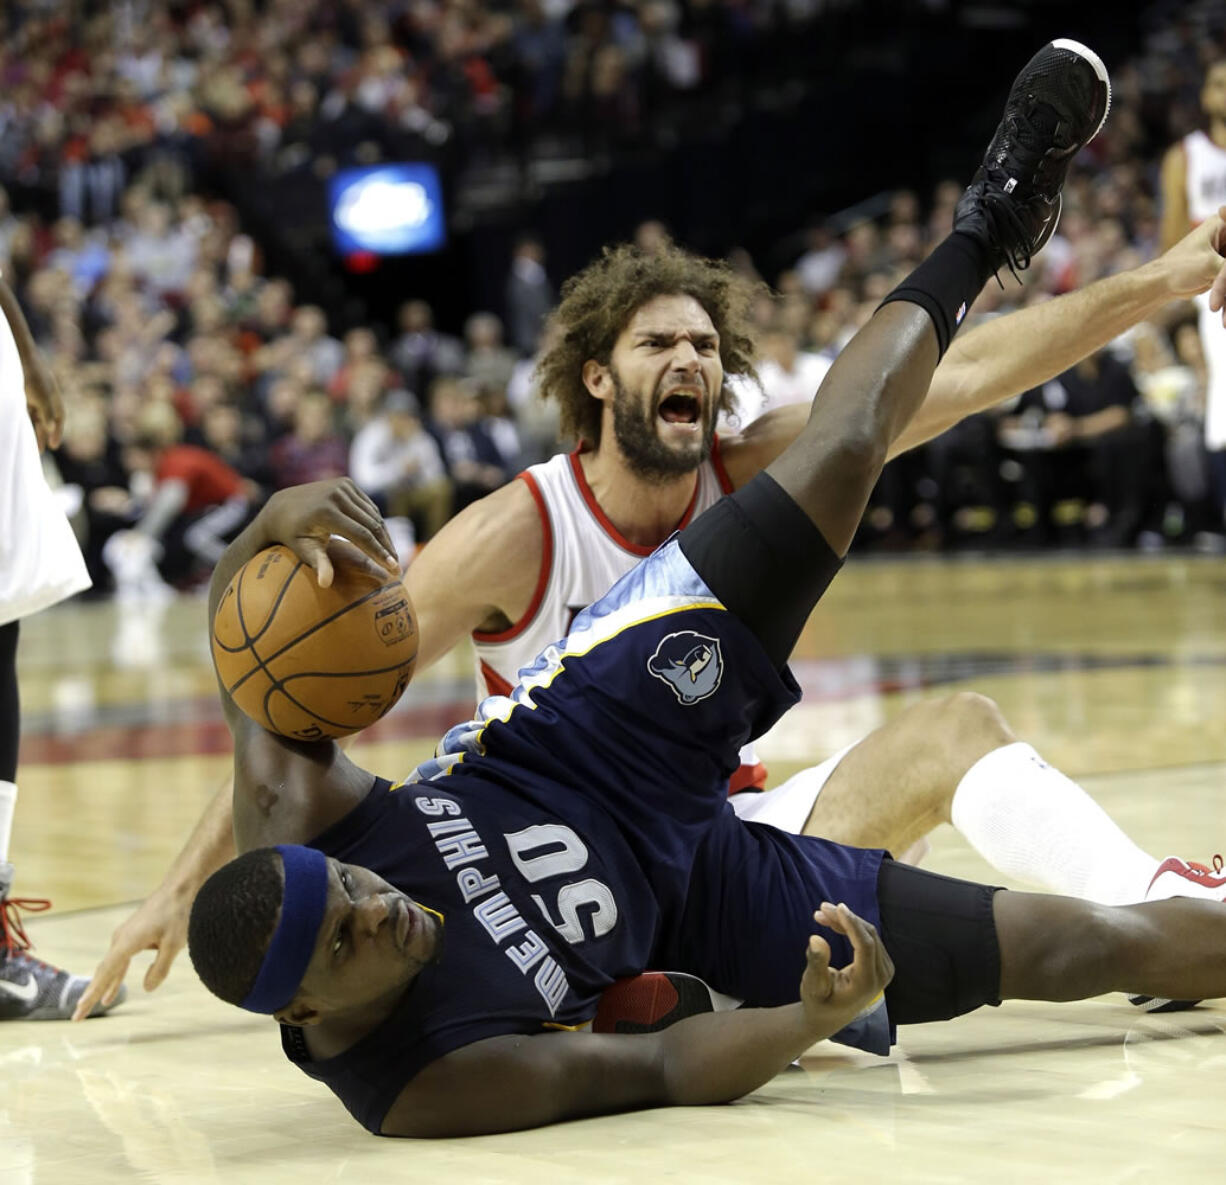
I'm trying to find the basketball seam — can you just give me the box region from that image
[212,555,305,654]
[226,577,402,697]
[225,558,307,698]
[262,660,415,733]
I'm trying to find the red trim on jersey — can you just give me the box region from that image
[471,471,553,644]
[709,433,734,494]
[728,761,768,794]
[569,444,706,557]
[479,659,515,699]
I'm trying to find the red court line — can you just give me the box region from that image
[22,700,474,765]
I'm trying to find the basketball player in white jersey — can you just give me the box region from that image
[1161,58,1226,521]
[76,211,1226,1021]
[0,276,122,1019]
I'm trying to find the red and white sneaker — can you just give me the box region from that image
[1128,855,1226,1013]
[593,972,734,1034]
[0,870,125,1021]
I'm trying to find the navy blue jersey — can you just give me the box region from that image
[283,539,888,1132]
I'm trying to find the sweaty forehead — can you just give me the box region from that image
[624,294,718,338]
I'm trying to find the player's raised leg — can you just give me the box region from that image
[768,40,1110,556]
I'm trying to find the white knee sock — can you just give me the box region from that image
[950,742,1159,905]
[0,780,14,865]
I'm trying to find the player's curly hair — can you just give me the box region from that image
[536,242,766,445]
[188,849,284,1006]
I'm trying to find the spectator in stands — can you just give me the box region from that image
[349,388,452,543]
[1001,352,1152,548]
[389,299,465,397]
[505,235,555,355]
[107,403,258,596]
[506,319,565,466]
[268,392,348,489]
[463,312,518,400]
[428,376,516,512]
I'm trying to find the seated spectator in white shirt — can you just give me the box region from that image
[350,388,452,543]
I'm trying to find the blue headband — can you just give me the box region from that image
[240,844,330,1015]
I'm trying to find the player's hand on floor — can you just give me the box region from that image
[799,902,894,1027]
[71,889,189,1022]
[258,478,399,588]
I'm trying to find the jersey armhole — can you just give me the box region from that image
[471,471,553,645]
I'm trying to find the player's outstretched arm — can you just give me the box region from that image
[383,904,891,1137]
[72,776,235,1021]
[890,211,1226,458]
[722,215,1226,483]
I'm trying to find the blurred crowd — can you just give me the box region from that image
[2,1,1226,600]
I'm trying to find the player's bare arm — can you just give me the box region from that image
[382,903,892,1137]
[1160,142,1191,252]
[720,213,1226,485]
[894,210,1226,454]
[207,480,398,851]
[402,477,545,660]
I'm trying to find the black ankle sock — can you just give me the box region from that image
[879,231,995,357]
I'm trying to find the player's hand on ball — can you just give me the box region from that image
[259,479,399,588]
[799,902,894,1025]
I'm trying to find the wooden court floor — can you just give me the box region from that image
[6,553,1226,1183]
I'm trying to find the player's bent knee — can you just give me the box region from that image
[936,691,1015,755]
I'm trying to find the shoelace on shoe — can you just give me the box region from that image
[1185,854,1225,881]
[971,186,1042,282]
[0,896,52,964]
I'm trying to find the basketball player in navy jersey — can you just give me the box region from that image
[183,45,1226,1137]
[78,123,1226,1026]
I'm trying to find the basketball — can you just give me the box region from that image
[210,544,417,740]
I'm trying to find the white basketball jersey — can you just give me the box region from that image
[472,443,768,791]
[1183,130,1226,224]
[0,307,90,625]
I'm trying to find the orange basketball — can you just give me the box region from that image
[211,544,417,740]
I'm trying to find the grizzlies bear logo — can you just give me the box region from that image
[647,631,724,705]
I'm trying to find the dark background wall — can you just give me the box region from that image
[217,1,1149,337]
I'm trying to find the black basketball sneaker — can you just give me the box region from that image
[955,38,1111,278]
[0,862,126,1020]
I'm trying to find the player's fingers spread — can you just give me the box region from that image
[840,904,876,957]
[327,519,396,581]
[146,948,175,991]
[298,538,334,587]
[814,902,843,932]
[806,933,831,966]
[337,490,397,567]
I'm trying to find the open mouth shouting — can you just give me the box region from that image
[657,388,704,431]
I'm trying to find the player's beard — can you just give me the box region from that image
[608,367,716,484]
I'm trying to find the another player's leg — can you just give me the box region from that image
[0,619,123,1020]
[872,861,1226,1030]
[768,41,1109,558]
[780,693,1213,1010]
[993,890,1226,1008]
